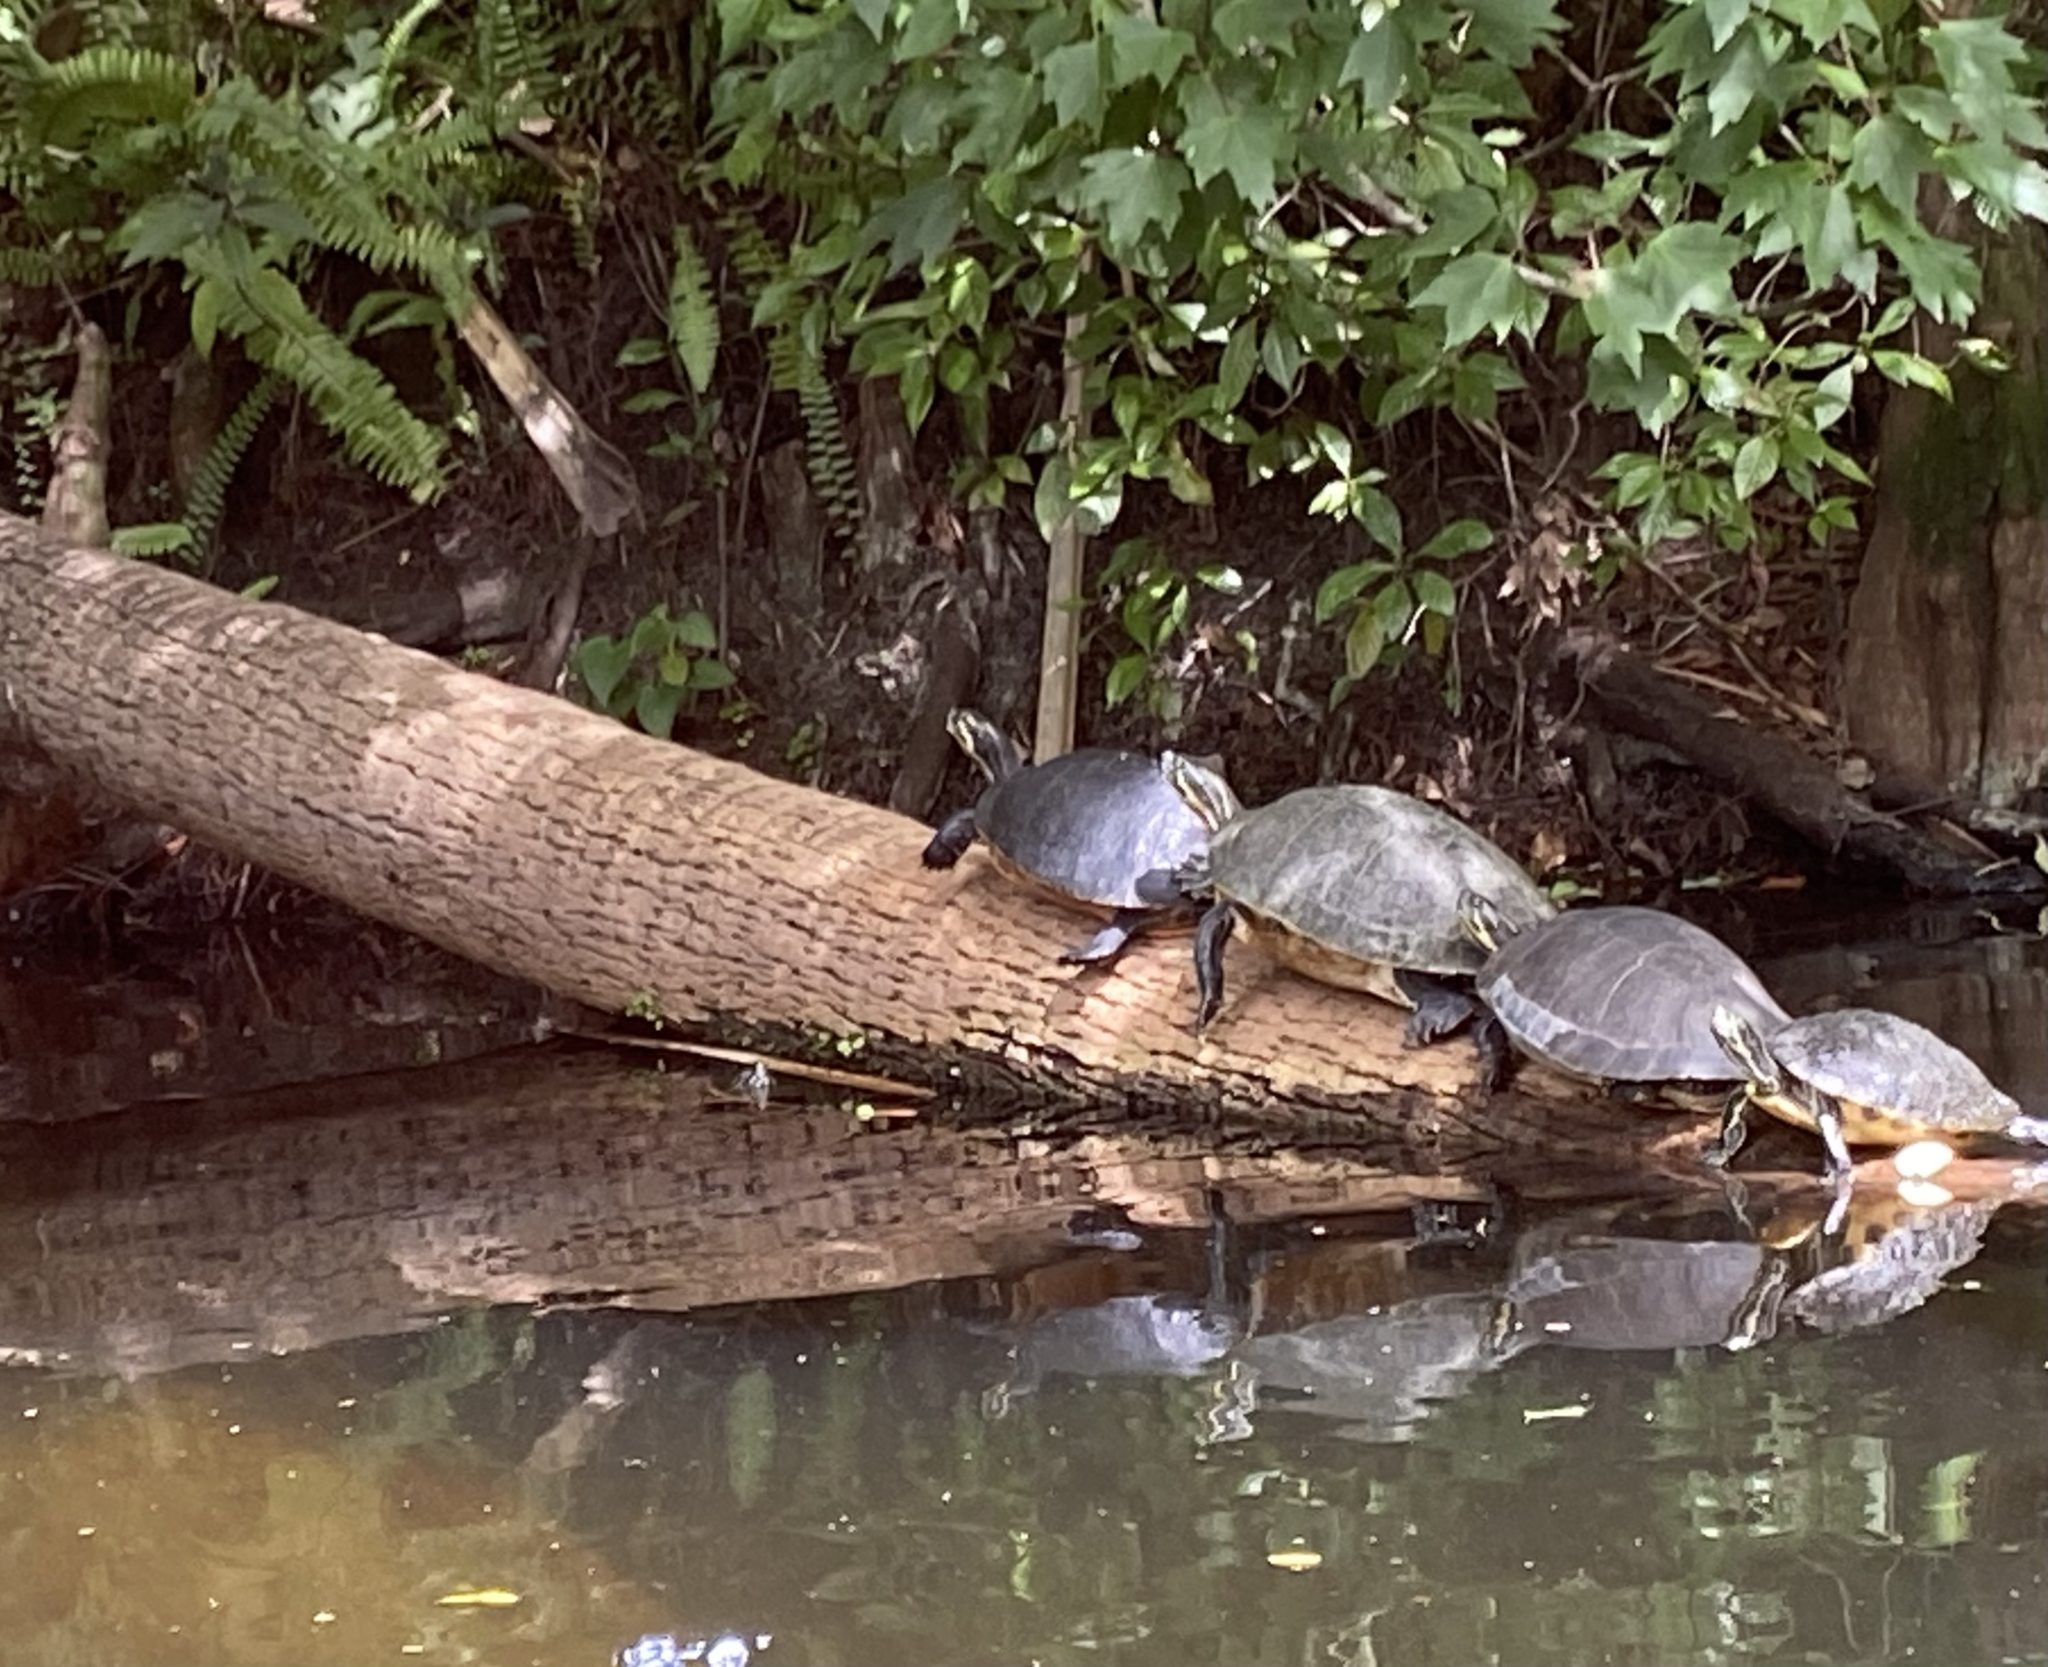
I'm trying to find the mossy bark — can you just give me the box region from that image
[1844,222,2048,808]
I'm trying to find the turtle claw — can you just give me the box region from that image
[1395,971,1479,1048]
[1062,909,1150,967]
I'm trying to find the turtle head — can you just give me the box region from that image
[947,708,1026,783]
[1710,1005,1783,1093]
[1456,889,1518,955]
[1161,750,1242,831]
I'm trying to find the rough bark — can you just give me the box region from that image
[1844,220,2048,809]
[1578,639,2048,896]
[854,376,921,571]
[0,510,1756,1166]
[887,573,984,818]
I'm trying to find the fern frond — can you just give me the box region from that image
[111,521,199,559]
[27,44,196,148]
[0,241,98,287]
[795,348,860,547]
[560,169,600,273]
[193,249,447,500]
[379,0,445,96]
[184,373,281,553]
[667,223,717,395]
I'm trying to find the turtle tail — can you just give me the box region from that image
[2007,1113,2048,1149]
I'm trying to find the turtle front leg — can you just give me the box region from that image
[1471,1013,1515,1095]
[1061,908,1155,966]
[1810,1088,1854,1182]
[1703,1088,1751,1170]
[1392,969,1479,1047]
[921,808,980,869]
[1192,900,1236,1032]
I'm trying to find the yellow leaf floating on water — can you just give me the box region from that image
[1266,1546,1323,1572]
[436,1588,521,1608]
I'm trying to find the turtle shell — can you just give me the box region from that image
[976,748,1208,911]
[1765,1007,2022,1138]
[1208,784,1553,978]
[1477,905,1790,1084]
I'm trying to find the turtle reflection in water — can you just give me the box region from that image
[1458,896,1790,1096]
[1161,754,1554,1044]
[921,708,1210,965]
[1498,1214,1813,1356]
[1709,1005,2048,1179]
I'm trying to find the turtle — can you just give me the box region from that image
[1707,1004,2048,1180]
[1160,754,1556,1042]
[921,708,1210,964]
[1456,897,1792,1096]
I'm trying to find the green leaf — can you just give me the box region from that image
[1077,149,1192,254]
[1344,607,1386,678]
[635,680,685,739]
[1413,252,1545,348]
[1463,0,1563,66]
[1339,17,1413,109]
[1419,518,1495,560]
[1703,0,1750,50]
[189,278,223,360]
[1413,569,1457,616]
[717,0,768,60]
[1217,321,1258,410]
[1215,0,1307,52]
[1196,563,1245,594]
[1811,361,1854,430]
[1732,432,1780,500]
[900,355,935,434]
[1106,14,1195,89]
[1354,483,1403,554]
[1042,40,1103,129]
[1705,26,1768,134]
[861,176,972,274]
[1106,651,1150,708]
[616,337,667,368]
[1848,116,1932,217]
[1871,349,1952,399]
[939,342,978,393]
[1178,75,1289,206]
[895,0,960,59]
[674,609,719,651]
[240,574,279,600]
[1314,559,1392,623]
[688,657,737,691]
[576,635,635,709]
[852,0,889,39]
[658,647,694,686]
[619,389,683,414]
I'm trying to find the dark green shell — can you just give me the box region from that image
[976,749,1208,910]
[1206,784,1553,975]
[1476,905,1789,1083]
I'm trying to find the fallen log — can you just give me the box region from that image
[0,510,1822,1169]
[1575,639,2048,897]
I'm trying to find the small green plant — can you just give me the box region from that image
[1314,516,1495,709]
[622,989,664,1023]
[575,602,735,738]
[615,222,728,523]
[1097,535,1246,725]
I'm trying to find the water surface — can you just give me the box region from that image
[0,910,2044,1667]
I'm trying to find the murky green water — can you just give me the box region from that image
[1,907,2045,1666]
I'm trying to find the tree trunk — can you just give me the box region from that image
[0,510,1778,1166]
[1844,221,2048,810]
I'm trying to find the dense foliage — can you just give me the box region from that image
[1,0,2044,700]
